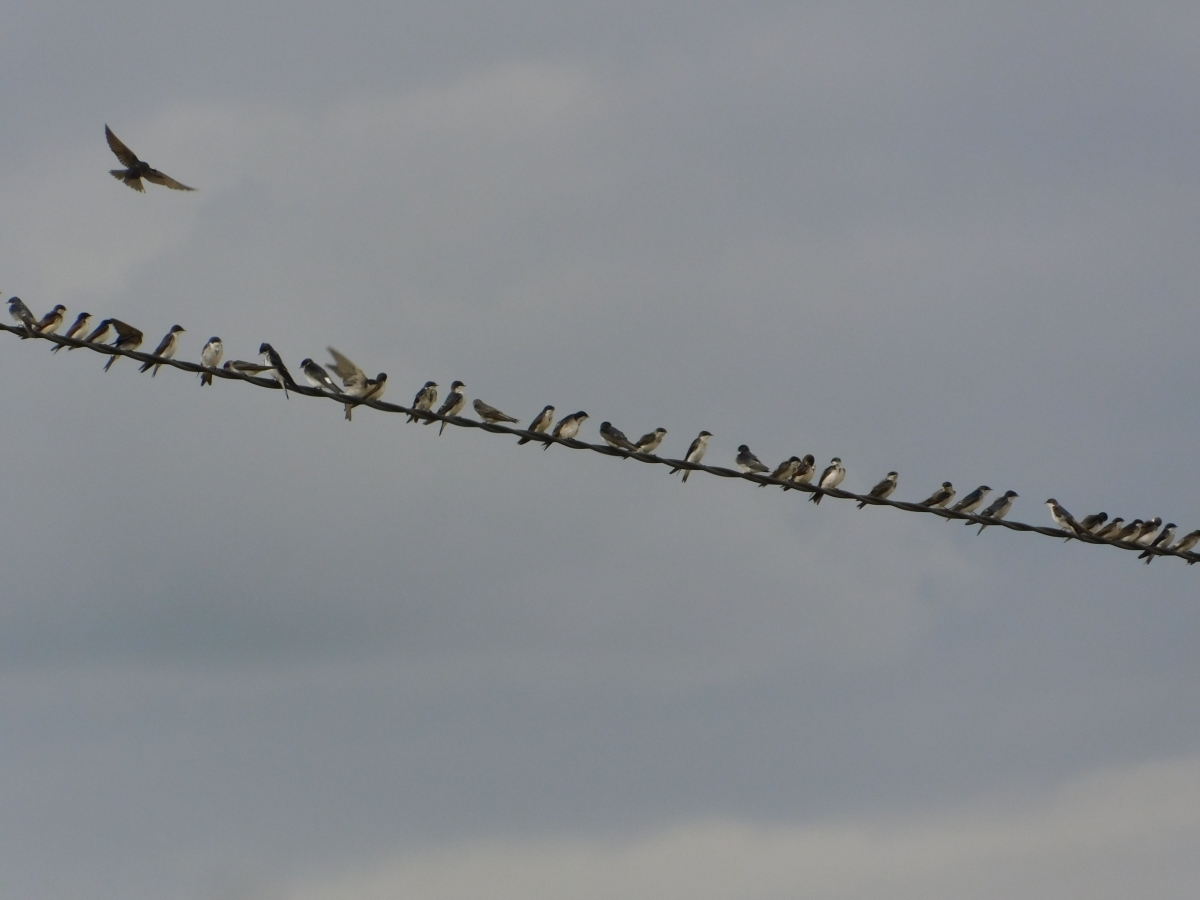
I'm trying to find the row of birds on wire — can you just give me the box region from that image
[6,295,1197,565]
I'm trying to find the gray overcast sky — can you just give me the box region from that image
[3,2,1200,898]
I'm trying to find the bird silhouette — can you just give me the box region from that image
[105,126,196,193]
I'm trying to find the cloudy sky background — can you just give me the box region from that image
[3,1,1200,897]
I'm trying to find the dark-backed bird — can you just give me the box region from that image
[8,297,37,336]
[224,360,272,377]
[547,410,589,448]
[764,457,801,487]
[326,348,387,418]
[975,490,1018,534]
[632,427,667,455]
[33,305,67,335]
[519,405,555,445]
[810,458,845,504]
[474,399,519,425]
[1077,512,1108,534]
[599,421,638,452]
[138,325,184,375]
[199,338,223,385]
[1093,517,1124,540]
[408,382,437,422]
[300,357,342,394]
[788,454,817,490]
[1111,520,1142,543]
[735,445,769,475]
[1134,518,1162,546]
[1139,523,1177,563]
[918,482,955,509]
[53,312,92,352]
[1171,530,1200,559]
[260,343,298,398]
[949,485,991,517]
[1045,499,1084,537]
[104,319,143,371]
[426,381,466,434]
[82,318,114,345]
[105,125,195,192]
[671,431,712,482]
[858,472,898,508]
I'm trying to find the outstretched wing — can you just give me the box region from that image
[105,126,140,167]
[325,347,365,386]
[109,319,143,340]
[144,168,196,191]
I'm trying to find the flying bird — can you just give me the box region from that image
[548,411,589,448]
[764,456,801,487]
[53,312,92,352]
[300,358,342,394]
[1138,523,1177,563]
[103,319,143,371]
[105,125,196,193]
[949,485,991,517]
[671,431,712,482]
[425,380,466,433]
[632,427,667,455]
[1045,499,1084,538]
[918,482,955,509]
[260,343,299,398]
[974,490,1019,534]
[858,472,899,508]
[599,421,639,452]
[138,325,185,375]
[734,445,769,475]
[199,338,223,385]
[474,399,519,425]
[8,297,37,336]
[33,304,67,335]
[518,405,555,445]
[810,458,845,503]
[407,382,437,422]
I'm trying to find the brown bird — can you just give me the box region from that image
[105,125,196,193]
[104,319,143,371]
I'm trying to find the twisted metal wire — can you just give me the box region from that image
[3,320,1194,565]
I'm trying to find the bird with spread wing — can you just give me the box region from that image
[105,125,196,193]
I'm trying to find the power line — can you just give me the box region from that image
[3,320,1194,565]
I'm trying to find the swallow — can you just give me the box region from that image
[1133,517,1162,546]
[1110,520,1143,543]
[105,125,195,193]
[33,304,67,335]
[138,325,185,375]
[858,472,899,508]
[407,382,438,422]
[1171,529,1200,559]
[103,319,143,371]
[788,454,817,490]
[734,445,769,475]
[1092,517,1124,540]
[300,358,343,394]
[518,405,555,445]
[260,343,299,398]
[420,380,465,433]
[198,338,223,385]
[918,482,955,509]
[473,398,519,425]
[223,360,273,377]
[53,312,92,352]
[949,485,991,517]
[8,297,37,336]
[974,490,1018,534]
[547,411,589,448]
[763,457,801,487]
[632,427,667,455]
[671,431,712,482]
[82,318,114,345]
[599,421,639,452]
[1139,523,1177,563]
[809,457,845,503]
[1077,512,1108,534]
[1045,499,1084,537]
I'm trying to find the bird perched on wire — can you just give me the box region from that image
[198,338,223,385]
[1171,530,1200,560]
[632,427,667,456]
[224,360,273,377]
[408,382,438,422]
[138,325,185,375]
[474,399,519,425]
[105,125,196,193]
[1077,512,1108,534]
[518,405,555,445]
[1045,499,1085,538]
[325,347,385,420]
[599,421,639,453]
[810,458,845,504]
[1109,520,1142,543]
[33,305,67,335]
[858,472,898,508]
[735,445,769,475]
[1133,518,1162,546]
[671,431,712,482]
[259,343,299,398]
[426,381,466,434]
[300,358,343,394]
[1092,517,1124,540]
[8,297,37,336]
[82,318,115,346]
[974,490,1019,534]
[103,319,143,371]
[789,455,816,490]
[763,456,801,487]
[53,312,92,352]
[918,482,955,509]
[949,485,991,517]
[548,411,589,448]
[1138,523,1177,563]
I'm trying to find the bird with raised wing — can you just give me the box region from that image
[103,319,143,371]
[105,125,195,192]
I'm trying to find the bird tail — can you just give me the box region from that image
[439,420,448,436]
[810,493,822,504]
[200,372,212,386]
[856,500,867,509]
[517,435,531,445]
[977,522,989,536]
[344,403,353,421]
[103,354,118,372]
[682,470,691,483]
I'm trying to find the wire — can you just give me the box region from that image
[3,320,1194,565]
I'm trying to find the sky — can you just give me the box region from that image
[2,1,1200,897]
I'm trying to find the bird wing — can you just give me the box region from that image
[109,319,143,340]
[325,347,365,386]
[143,169,196,191]
[105,126,140,167]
